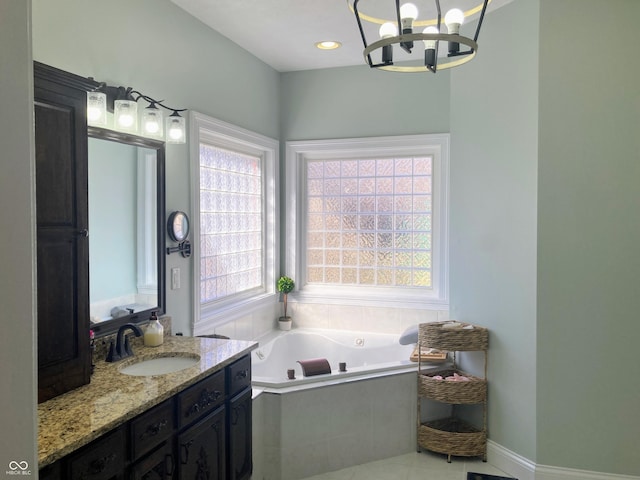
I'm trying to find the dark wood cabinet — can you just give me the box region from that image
[226,355,252,480]
[130,399,176,462]
[177,406,226,480]
[39,355,252,480]
[129,442,174,480]
[38,460,61,480]
[67,426,126,480]
[34,62,94,403]
[177,369,225,429]
[228,389,252,480]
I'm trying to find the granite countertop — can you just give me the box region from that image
[38,336,257,468]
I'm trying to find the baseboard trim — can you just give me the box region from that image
[535,465,640,480]
[486,441,640,480]
[487,440,536,480]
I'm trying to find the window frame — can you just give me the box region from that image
[190,111,279,335]
[285,134,449,309]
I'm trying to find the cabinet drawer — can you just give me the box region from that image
[177,369,225,428]
[227,355,251,397]
[130,398,175,461]
[68,426,125,480]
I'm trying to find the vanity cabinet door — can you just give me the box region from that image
[39,460,61,480]
[228,388,252,480]
[177,406,226,480]
[34,62,93,403]
[129,442,174,480]
[67,426,126,480]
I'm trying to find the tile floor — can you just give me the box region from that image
[300,451,513,480]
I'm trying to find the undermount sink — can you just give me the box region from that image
[119,354,200,376]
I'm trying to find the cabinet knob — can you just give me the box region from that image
[77,229,89,237]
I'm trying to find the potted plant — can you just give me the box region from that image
[277,276,295,330]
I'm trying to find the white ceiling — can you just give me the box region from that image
[170,0,514,73]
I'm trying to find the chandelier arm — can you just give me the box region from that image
[353,0,375,67]
[473,0,490,43]
[434,0,442,71]
[363,33,477,73]
[364,33,477,56]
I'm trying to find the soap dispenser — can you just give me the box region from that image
[144,311,164,347]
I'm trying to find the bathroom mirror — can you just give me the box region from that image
[87,126,166,337]
[168,210,190,242]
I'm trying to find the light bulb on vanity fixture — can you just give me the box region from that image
[349,0,491,73]
[142,102,164,138]
[87,91,107,126]
[87,81,187,144]
[114,99,138,132]
[166,112,186,144]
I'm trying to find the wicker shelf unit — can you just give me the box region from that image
[417,321,489,462]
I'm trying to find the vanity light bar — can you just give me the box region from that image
[86,81,187,144]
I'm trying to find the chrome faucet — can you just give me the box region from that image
[106,323,144,362]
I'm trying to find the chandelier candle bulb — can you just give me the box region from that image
[379,22,398,64]
[423,26,439,68]
[400,2,418,50]
[444,8,465,54]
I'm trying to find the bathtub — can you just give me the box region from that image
[251,327,432,479]
[251,328,417,392]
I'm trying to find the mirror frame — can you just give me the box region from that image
[88,126,166,337]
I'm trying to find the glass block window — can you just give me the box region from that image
[199,144,263,302]
[191,112,278,334]
[306,156,433,288]
[286,134,448,308]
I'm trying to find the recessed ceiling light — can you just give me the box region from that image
[315,41,342,50]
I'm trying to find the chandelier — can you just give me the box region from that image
[86,81,187,144]
[349,0,490,73]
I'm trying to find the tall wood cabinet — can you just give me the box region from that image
[34,62,94,403]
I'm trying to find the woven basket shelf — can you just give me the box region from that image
[419,322,488,351]
[418,369,487,404]
[418,417,486,457]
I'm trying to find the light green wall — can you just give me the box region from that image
[18,0,640,475]
[537,0,640,474]
[449,0,539,461]
[32,0,281,335]
[281,65,450,141]
[0,0,38,472]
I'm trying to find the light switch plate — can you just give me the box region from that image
[171,267,180,290]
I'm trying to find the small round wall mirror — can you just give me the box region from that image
[168,211,190,242]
